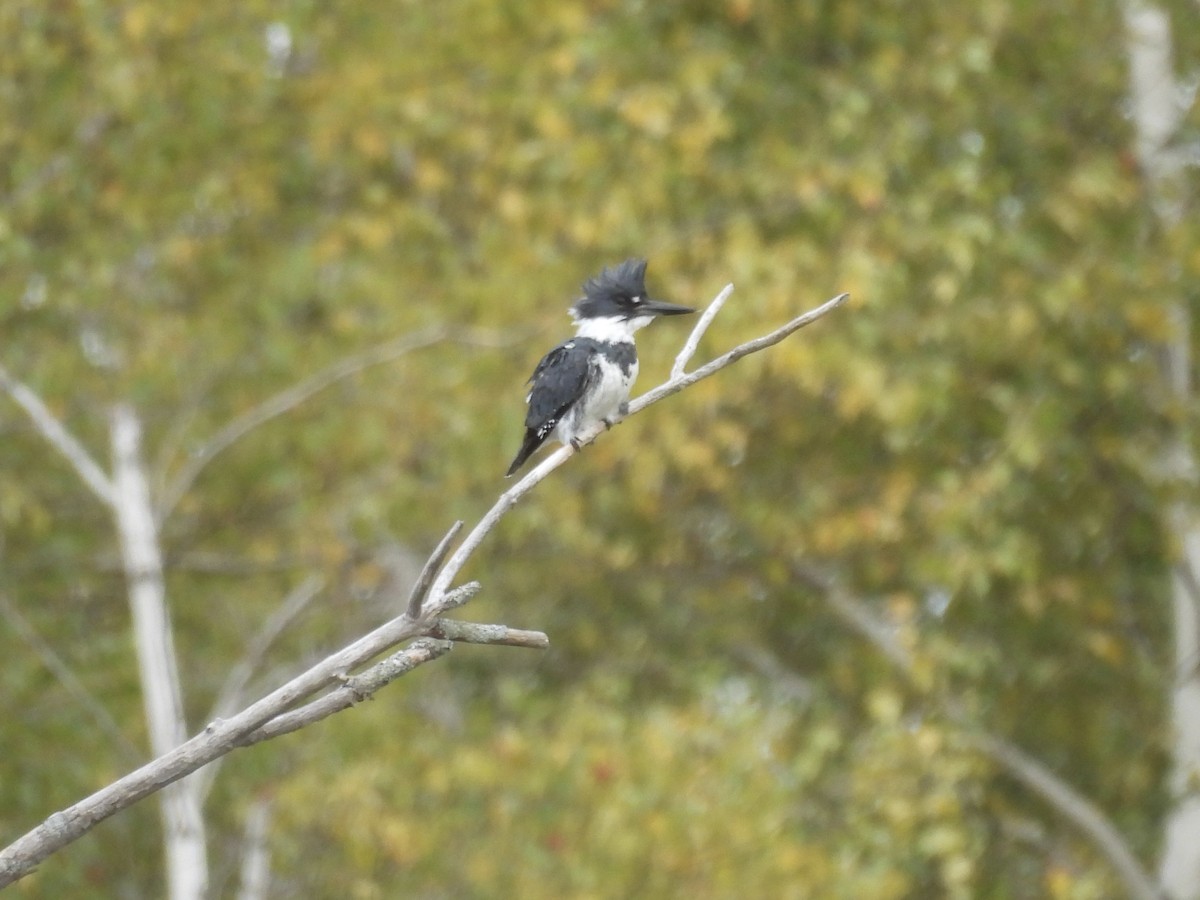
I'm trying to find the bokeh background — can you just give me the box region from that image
[3,0,1200,897]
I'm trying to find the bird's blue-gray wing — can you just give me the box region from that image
[525,341,595,438]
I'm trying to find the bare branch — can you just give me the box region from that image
[0,364,115,507]
[428,581,481,613]
[803,569,1160,900]
[235,639,454,746]
[0,285,845,886]
[794,564,915,672]
[426,619,550,649]
[154,327,444,520]
[207,576,326,725]
[155,328,518,522]
[195,575,320,801]
[0,592,141,763]
[421,290,850,615]
[671,283,734,378]
[407,521,463,619]
[966,732,1161,900]
[632,291,850,416]
[0,579,485,887]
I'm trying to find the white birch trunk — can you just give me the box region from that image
[1124,5,1200,897]
[111,404,209,900]
[1164,524,1200,899]
[236,799,272,900]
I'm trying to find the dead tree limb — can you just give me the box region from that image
[0,285,847,886]
[418,289,851,615]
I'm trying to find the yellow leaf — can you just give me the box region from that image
[347,214,393,250]
[414,158,449,193]
[617,86,677,137]
[867,688,903,724]
[1085,630,1124,665]
[353,126,388,161]
[123,5,151,42]
[497,187,528,224]
[1045,865,1073,898]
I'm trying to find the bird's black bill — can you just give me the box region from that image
[641,299,695,317]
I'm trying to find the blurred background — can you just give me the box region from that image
[3,0,1200,897]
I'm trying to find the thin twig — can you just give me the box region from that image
[155,328,521,523]
[427,619,550,649]
[207,576,326,725]
[0,592,142,763]
[421,290,850,615]
[235,639,454,746]
[407,521,463,619]
[0,285,847,886]
[672,283,734,379]
[238,618,547,746]
[632,291,850,415]
[194,575,340,801]
[150,367,228,494]
[0,364,115,507]
[155,327,445,521]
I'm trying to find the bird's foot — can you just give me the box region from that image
[603,404,628,431]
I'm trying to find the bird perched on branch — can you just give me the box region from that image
[506,258,694,477]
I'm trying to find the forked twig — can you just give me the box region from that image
[0,283,847,887]
[672,282,734,378]
[420,289,850,614]
[407,521,464,619]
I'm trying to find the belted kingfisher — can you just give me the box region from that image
[506,258,694,477]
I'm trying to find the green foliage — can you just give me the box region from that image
[2,0,1199,895]
[275,675,996,900]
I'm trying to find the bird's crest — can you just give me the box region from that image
[572,258,648,320]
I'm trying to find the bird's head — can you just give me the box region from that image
[570,259,694,332]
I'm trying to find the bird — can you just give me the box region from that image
[506,258,695,477]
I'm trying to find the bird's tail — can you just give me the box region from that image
[505,430,544,478]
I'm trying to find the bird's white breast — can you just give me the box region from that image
[554,354,638,446]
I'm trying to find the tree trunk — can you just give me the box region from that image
[110,404,209,900]
[237,799,272,900]
[1124,5,1200,897]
